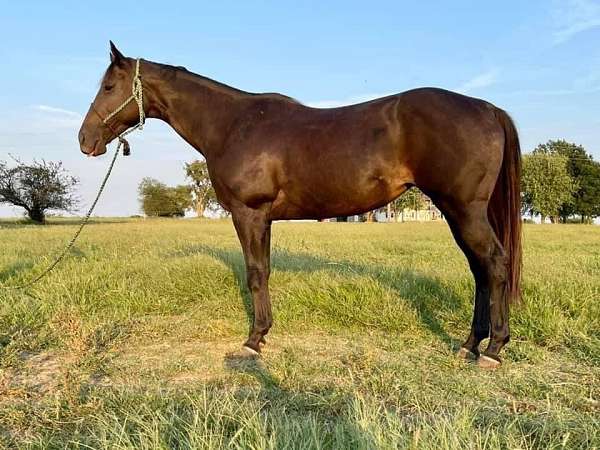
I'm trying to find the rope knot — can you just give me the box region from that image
[119,137,131,156]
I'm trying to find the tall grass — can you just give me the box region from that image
[0,219,598,448]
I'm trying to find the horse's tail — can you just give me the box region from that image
[488,108,522,304]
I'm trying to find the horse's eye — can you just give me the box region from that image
[104,84,114,92]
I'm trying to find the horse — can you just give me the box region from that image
[79,42,521,369]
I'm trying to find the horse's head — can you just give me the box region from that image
[79,42,143,157]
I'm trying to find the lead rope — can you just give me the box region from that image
[1,59,145,291]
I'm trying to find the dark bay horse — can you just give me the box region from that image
[79,43,521,369]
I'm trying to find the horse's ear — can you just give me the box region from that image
[109,40,125,65]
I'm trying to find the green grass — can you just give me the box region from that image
[0,219,598,449]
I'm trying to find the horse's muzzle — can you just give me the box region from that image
[79,129,107,157]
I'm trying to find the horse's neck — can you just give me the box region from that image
[144,61,247,157]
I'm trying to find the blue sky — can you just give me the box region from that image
[1,0,600,217]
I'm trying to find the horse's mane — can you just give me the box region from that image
[151,60,301,104]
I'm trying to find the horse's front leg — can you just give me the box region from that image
[231,205,272,354]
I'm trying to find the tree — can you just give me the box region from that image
[0,158,79,223]
[171,185,194,216]
[521,153,577,223]
[532,140,600,222]
[573,160,600,222]
[390,187,427,222]
[138,177,192,217]
[185,160,219,217]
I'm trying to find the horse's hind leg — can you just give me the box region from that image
[451,218,490,360]
[444,202,509,368]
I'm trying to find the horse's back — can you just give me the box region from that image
[218,88,505,219]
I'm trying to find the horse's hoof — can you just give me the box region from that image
[477,354,501,370]
[259,337,267,346]
[456,347,476,360]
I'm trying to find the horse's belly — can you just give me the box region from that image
[270,169,411,220]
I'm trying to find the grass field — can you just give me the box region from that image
[0,219,598,449]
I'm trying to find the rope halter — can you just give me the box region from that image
[92,58,145,156]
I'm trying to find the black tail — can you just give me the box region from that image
[489,108,522,304]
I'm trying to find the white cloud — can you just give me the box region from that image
[456,69,498,94]
[34,104,82,118]
[553,0,600,44]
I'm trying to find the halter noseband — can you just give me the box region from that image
[91,58,145,156]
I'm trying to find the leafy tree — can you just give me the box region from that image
[185,160,219,217]
[0,158,79,223]
[533,140,600,222]
[138,177,192,217]
[390,187,427,221]
[573,160,600,222]
[171,185,193,215]
[521,153,577,223]
[394,187,426,211]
